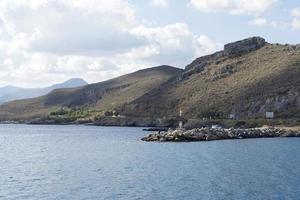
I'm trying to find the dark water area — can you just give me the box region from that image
[0,124,300,200]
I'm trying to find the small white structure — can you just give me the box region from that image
[179,109,183,117]
[266,112,274,119]
[178,121,183,129]
[112,110,117,118]
[178,109,183,129]
[229,114,235,119]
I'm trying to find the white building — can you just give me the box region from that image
[266,112,274,119]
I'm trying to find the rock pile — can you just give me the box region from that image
[141,127,300,142]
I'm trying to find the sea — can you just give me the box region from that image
[0,124,300,200]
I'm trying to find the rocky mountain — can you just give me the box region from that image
[0,66,181,120]
[0,78,88,104]
[121,37,300,119]
[0,37,299,124]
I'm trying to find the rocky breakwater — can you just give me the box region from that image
[141,127,300,142]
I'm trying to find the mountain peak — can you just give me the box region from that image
[135,65,181,73]
[65,78,87,83]
[51,78,88,89]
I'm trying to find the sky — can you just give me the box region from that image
[0,0,300,87]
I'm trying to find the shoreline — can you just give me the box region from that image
[1,122,300,142]
[1,120,300,129]
[1,117,300,128]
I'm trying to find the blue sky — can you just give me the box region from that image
[0,0,299,87]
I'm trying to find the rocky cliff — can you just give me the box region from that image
[224,36,266,56]
[184,37,266,76]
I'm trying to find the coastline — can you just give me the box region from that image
[0,116,176,127]
[2,116,300,126]
[1,121,300,142]
[1,117,300,129]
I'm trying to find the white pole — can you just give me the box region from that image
[179,109,183,129]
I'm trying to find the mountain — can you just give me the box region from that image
[0,78,88,104]
[49,78,88,90]
[0,37,299,125]
[0,66,181,121]
[121,37,300,119]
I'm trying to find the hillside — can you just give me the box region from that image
[0,78,88,104]
[0,37,299,125]
[0,66,181,121]
[121,37,300,119]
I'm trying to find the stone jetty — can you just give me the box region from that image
[141,127,300,142]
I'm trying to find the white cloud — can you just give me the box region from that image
[0,0,143,87]
[189,0,277,15]
[196,35,219,55]
[292,18,300,30]
[151,0,169,8]
[291,8,300,30]
[0,0,219,87]
[248,18,290,30]
[128,23,219,67]
[291,8,300,17]
[249,18,268,26]
[0,0,140,55]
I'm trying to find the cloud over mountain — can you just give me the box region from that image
[0,0,218,87]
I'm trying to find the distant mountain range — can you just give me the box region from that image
[0,37,299,125]
[0,78,88,104]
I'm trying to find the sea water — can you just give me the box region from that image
[0,124,300,200]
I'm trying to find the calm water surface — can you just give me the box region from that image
[0,124,300,200]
